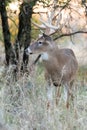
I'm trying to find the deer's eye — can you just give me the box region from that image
[38,41,43,46]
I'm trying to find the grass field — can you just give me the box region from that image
[0,45,87,130]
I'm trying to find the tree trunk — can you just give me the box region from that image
[0,0,16,65]
[15,1,38,72]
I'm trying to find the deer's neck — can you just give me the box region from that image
[41,52,49,61]
[41,45,58,61]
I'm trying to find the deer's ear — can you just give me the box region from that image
[43,33,52,41]
[43,33,48,38]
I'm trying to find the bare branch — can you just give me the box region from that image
[54,31,87,40]
[33,54,41,65]
[53,0,72,21]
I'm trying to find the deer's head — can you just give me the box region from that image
[25,34,54,55]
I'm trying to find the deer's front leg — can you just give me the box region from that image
[45,71,54,109]
[46,84,54,109]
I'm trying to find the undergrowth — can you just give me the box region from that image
[0,64,87,130]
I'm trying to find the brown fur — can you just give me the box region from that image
[43,47,78,86]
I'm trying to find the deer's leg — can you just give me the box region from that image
[70,80,74,101]
[46,84,54,109]
[45,71,54,109]
[64,81,75,109]
[56,86,61,106]
[69,80,76,108]
[64,83,70,109]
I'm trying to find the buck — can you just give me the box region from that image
[25,33,78,108]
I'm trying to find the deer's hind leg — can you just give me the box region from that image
[63,83,71,109]
[45,71,54,109]
[64,81,75,108]
[70,80,74,101]
[55,86,61,106]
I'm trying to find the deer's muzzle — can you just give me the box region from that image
[25,47,33,55]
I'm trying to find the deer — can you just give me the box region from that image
[25,33,78,109]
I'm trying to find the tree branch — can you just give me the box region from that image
[54,30,87,40]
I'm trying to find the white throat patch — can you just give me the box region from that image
[41,52,49,61]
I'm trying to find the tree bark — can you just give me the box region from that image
[0,0,16,65]
[15,1,38,72]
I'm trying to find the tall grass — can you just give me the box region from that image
[0,63,87,130]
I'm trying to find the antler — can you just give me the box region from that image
[32,0,63,35]
[31,19,46,29]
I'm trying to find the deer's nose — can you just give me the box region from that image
[25,47,33,55]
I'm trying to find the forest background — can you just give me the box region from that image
[0,0,87,130]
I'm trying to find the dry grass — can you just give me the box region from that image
[0,45,87,130]
[0,64,87,130]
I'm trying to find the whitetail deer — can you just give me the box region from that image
[25,33,78,108]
